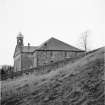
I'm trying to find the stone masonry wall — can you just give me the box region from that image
[14,54,21,72]
[35,50,84,67]
[21,53,34,70]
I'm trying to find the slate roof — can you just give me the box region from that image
[36,37,83,51]
[22,46,38,53]
[14,37,83,56]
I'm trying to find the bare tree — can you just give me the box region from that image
[81,30,90,55]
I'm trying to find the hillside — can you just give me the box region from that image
[1,47,105,105]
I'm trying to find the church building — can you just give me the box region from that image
[14,33,84,72]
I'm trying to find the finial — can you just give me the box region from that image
[28,43,30,46]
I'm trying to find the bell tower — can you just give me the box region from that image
[14,32,24,72]
[17,32,24,47]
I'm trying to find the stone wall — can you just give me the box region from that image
[14,54,21,72]
[21,53,34,70]
[14,50,84,72]
[33,52,38,68]
[35,50,84,67]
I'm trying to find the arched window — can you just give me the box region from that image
[50,51,53,57]
[64,51,67,57]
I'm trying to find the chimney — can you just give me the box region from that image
[28,43,30,48]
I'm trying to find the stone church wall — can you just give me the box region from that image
[14,54,21,72]
[35,50,84,67]
[21,53,34,70]
[35,51,65,66]
[14,51,84,71]
[33,52,38,67]
[66,51,84,58]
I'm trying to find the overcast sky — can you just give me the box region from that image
[0,0,105,65]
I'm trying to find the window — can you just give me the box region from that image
[64,51,67,57]
[50,51,53,57]
[50,60,53,63]
[44,62,46,65]
[50,51,54,62]
[44,43,47,50]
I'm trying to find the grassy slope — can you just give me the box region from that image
[1,47,105,105]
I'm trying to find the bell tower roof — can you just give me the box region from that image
[17,32,24,38]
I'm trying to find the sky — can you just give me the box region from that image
[0,0,105,65]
